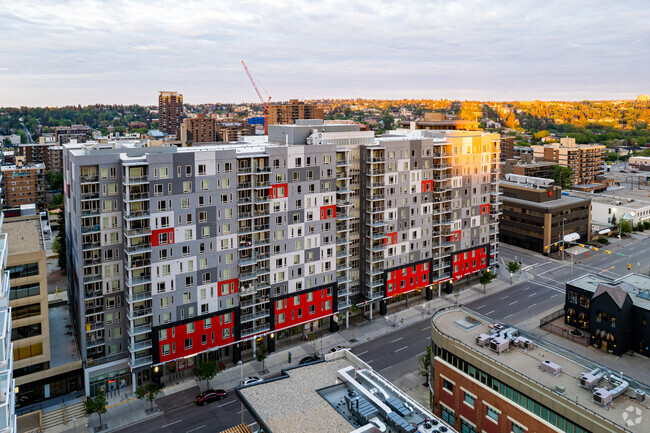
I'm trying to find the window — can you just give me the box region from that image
[184,338,192,349]
[183,181,192,193]
[183,292,192,304]
[187,322,195,333]
[463,391,475,407]
[162,344,170,356]
[198,164,206,175]
[159,329,168,340]
[160,167,169,179]
[7,263,39,279]
[204,318,211,329]
[182,197,190,209]
[223,328,231,339]
[440,405,454,427]
[12,303,41,320]
[199,211,207,223]
[487,407,499,422]
[10,282,40,300]
[443,378,454,393]
[511,421,525,433]
[461,420,476,433]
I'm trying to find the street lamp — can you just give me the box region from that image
[562,218,567,261]
[509,272,513,285]
[238,360,244,425]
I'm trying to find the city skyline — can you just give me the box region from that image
[1,0,649,106]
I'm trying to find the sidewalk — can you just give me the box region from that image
[45,273,529,433]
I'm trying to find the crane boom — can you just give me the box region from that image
[241,60,272,135]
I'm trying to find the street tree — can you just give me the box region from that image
[135,382,161,413]
[84,391,108,430]
[309,333,318,354]
[193,358,222,389]
[506,261,521,284]
[620,220,633,235]
[419,344,432,386]
[256,342,268,373]
[478,271,497,294]
[549,165,573,189]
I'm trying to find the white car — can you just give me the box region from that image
[242,376,263,386]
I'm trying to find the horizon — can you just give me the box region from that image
[1,0,649,107]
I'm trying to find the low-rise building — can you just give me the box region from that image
[0,163,46,210]
[566,190,650,226]
[237,350,455,433]
[430,306,649,433]
[565,273,650,356]
[399,112,479,131]
[54,126,92,145]
[502,154,556,179]
[532,137,605,185]
[629,156,650,170]
[499,175,591,252]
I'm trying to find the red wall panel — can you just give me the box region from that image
[273,287,334,332]
[421,180,434,192]
[386,262,430,297]
[151,228,175,247]
[269,183,288,199]
[452,247,488,280]
[320,205,336,220]
[218,278,239,296]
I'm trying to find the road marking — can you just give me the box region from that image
[218,400,236,407]
[537,266,567,276]
[162,420,182,428]
[476,304,486,309]
[380,366,393,372]
[421,327,430,331]
[391,337,403,343]
[356,350,368,357]
[522,263,539,271]
[367,359,374,364]
[486,310,495,316]
[503,314,513,320]
[500,295,509,300]
[236,409,248,415]
[530,303,537,308]
[529,280,564,293]
[509,301,518,305]
[187,426,206,433]
[394,346,408,353]
[550,294,558,298]
[528,292,537,297]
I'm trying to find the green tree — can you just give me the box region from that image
[2,138,10,146]
[84,391,108,429]
[135,382,161,412]
[620,220,633,235]
[52,210,66,271]
[256,342,268,373]
[51,194,64,206]
[419,344,432,386]
[382,113,395,130]
[478,270,497,294]
[506,261,521,284]
[610,214,617,225]
[549,165,573,189]
[193,358,222,389]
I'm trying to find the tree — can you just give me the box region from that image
[453,285,461,304]
[611,214,617,225]
[193,358,222,389]
[549,165,573,189]
[381,113,395,130]
[135,382,161,412]
[256,343,268,373]
[51,194,64,206]
[620,220,633,235]
[52,209,66,271]
[309,333,318,354]
[478,271,497,294]
[506,261,521,284]
[419,344,432,386]
[2,138,10,146]
[84,391,108,429]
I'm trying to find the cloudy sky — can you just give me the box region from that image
[1,0,649,106]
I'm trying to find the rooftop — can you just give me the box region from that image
[238,351,454,433]
[567,273,650,311]
[501,193,590,209]
[567,190,650,209]
[1,216,44,255]
[48,304,81,368]
[432,308,649,433]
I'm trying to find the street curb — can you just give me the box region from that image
[100,410,164,433]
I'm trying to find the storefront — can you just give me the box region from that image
[88,366,130,396]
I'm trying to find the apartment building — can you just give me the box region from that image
[63,121,500,395]
[16,143,63,174]
[532,137,605,185]
[1,163,46,209]
[398,112,480,131]
[0,215,18,433]
[267,99,324,126]
[502,154,556,179]
[158,91,183,137]
[184,114,217,143]
[430,307,648,433]
[54,126,92,145]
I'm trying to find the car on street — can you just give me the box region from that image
[242,376,263,385]
[299,355,321,365]
[195,389,227,406]
[328,345,349,353]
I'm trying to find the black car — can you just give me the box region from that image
[299,355,321,365]
[195,389,227,406]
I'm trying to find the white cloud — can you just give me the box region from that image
[0,0,649,106]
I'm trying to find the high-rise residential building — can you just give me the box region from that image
[0,214,18,433]
[532,137,605,185]
[0,163,46,209]
[184,114,217,143]
[502,154,556,179]
[430,307,648,433]
[158,91,183,137]
[267,99,324,126]
[54,126,92,145]
[63,120,499,395]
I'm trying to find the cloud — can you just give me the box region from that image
[0,0,649,106]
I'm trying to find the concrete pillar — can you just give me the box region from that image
[426,286,433,301]
[346,310,350,329]
[369,302,373,320]
[379,300,387,316]
[131,372,137,393]
[267,333,275,353]
[252,338,257,357]
[233,343,241,364]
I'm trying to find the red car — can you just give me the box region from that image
[195,389,227,406]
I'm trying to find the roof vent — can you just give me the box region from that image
[539,360,562,376]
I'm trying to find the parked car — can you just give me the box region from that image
[329,345,349,353]
[195,389,227,406]
[299,355,321,365]
[242,376,263,385]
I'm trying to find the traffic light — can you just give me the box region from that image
[628,264,632,271]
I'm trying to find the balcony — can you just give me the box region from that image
[337,200,352,207]
[129,355,153,369]
[128,339,152,352]
[80,175,99,183]
[368,206,385,213]
[126,274,152,286]
[124,227,152,238]
[240,297,268,308]
[337,276,352,284]
[81,208,100,216]
[123,192,149,202]
[128,323,152,337]
[125,244,152,255]
[123,175,148,185]
[126,291,152,303]
[240,310,270,323]
[366,157,385,163]
[241,323,270,338]
[86,337,105,348]
[84,288,103,299]
[127,307,153,321]
[126,258,150,270]
[82,241,101,251]
[80,192,99,201]
[367,193,385,200]
[124,211,150,221]
[83,273,103,283]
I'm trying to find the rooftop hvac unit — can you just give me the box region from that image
[539,360,562,376]
[593,388,613,406]
[635,389,646,402]
[580,373,601,389]
[476,334,491,347]
[489,337,510,354]
[514,337,534,349]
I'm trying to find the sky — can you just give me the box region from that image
[1,0,649,107]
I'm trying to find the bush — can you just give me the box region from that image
[644,221,650,230]
[597,237,609,244]
[637,223,646,232]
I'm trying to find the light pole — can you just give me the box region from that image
[238,360,244,425]
[509,272,513,285]
[562,218,567,261]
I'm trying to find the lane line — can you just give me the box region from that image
[509,301,518,305]
[187,426,206,433]
[529,280,564,293]
[218,400,236,407]
[421,327,430,332]
[161,420,183,428]
[500,295,509,300]
[528,292,537,297]
[486,310,495,316]
[529,303,537,308]
[394,346,408,353]
[380,366,393,372]
[391,337,403,343]
[550,294,558,298]
[356,350,368,357]
[476,304,486,309]
[367,359,374,364]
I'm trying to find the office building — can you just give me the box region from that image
[0,163,46,209]
[499,175,591,253]
[565,273,650,356]
[237,349,456,433]
[185,115,217,143]
[215,122,256,142]
[532,137,605,185]
[63,121,499,395]
[158,92,183,137]
[267,99,324,126]
[431,306,648,433]
[0,214,18,433]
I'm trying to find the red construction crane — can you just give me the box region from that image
[241,60,271,135]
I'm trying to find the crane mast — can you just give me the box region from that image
[241,60,271,135]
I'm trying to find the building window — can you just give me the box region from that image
[463,392,475,408]
[486,407,499,423]
[184,338,192,349]
[7,262,39,279]
[443,378,454,393]
[440,405,454,427]
[187,323,195,333]
[461,420,476,433]
[511,421,525,433]
[162,344,170,356]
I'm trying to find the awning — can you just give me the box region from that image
[566,308,576,316]
[606,333,615,341]
[564,232,581,242]
[598,229,611,235]
[578,312,586,320]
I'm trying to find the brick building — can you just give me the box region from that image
[267,99,323,126]
[158,91,183,137]
[532,138,605,185]
[184,114,217,143]
[1,163,47,209]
